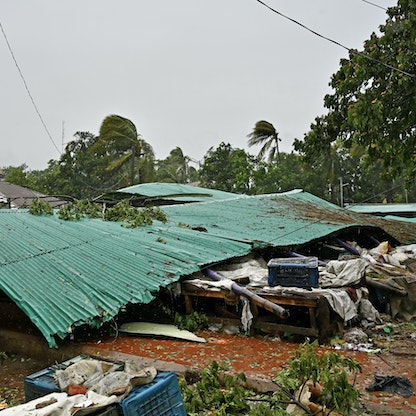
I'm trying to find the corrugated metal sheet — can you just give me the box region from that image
[162,190,416,247]
[117,183,238,200]
[385,215,416,223]
[0,210,250,347]
[347,203,416,216]
[2,189,416,347]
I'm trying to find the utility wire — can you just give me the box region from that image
[360,0,388,11]
[255,0,414,78]
[0,20,61,155]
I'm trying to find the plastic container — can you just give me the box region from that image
[267,257,319,288]
[89,405,120,416]
[24,368,60,402]
[119,372,186,416]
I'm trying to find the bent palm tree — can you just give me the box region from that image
[92,115,154,185]
[247,120,281,162]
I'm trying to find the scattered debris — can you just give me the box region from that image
[366,375,414,398]
[119,322,206,343]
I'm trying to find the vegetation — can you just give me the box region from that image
[247,120,281,163]
[29,198,167,228]
[155,147,199,184]
[180,361,252,416]
[199,142,257,194]
[92,114,154,187]
[273,341,361,415]
[180,341,362,415]
[174,311,209,332]
[294,0,416,186]
[3,2,416,205]
[28,198,53,216]
[103,199,167,227]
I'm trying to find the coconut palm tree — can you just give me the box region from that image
[247,120,281,162]
[92,115,154,186]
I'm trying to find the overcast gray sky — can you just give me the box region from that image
[1,0,394,170]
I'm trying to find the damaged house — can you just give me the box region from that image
[1,186,416,349]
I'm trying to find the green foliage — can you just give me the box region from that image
[273,340,361,415]
[4,165,30,187]
[28,199,53,216]
[104,199,167,227]
[21,125,156,200]
[92,114,155,186]
[180,361,251,416]
[247,120,281,163]
[155,147,198,183]
[296,0,416,182]
[199,142,257,194]
[58,200,102,221]
[174,312,209,332]
[56,199,167,227]
[180,342,362,416]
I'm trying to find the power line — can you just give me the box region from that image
[0,20,61,155]
[359,0,388,11]
[254,0,414,78]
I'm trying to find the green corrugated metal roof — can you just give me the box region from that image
[115,182,239,203]
[162,190,416,247]
[347,203,416,215]
[384,215,416,223]
[2,189,416,347]
[0,210,250,347]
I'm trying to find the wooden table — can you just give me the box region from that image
[181,281,338,342]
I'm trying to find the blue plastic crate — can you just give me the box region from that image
[267,257,319,288]
[24,367,60,402]
[119,372,186,416]
[24,355,94,402]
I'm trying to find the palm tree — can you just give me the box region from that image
[92,115,154,185]
[155,147,196,183]
[247,120,281,162]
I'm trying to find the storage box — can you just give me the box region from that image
[267,257,319,288]
[24,367,60,402]
[89,405,120,416]
[119,372,186,416]
[24,355,95,402]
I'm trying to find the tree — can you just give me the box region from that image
[4,165,30,187]
[155,147,198,183]
[249,152,333,199]
[91,115,154,186]
[295,0,416,180]
[199,142,256,194]
[247,120,281,162]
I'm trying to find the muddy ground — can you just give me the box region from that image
[0,319,415,415]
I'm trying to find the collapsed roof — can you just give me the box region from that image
[1,189,416,347]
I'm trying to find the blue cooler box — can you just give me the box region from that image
[119,372,186,416]
[268,257,319,288]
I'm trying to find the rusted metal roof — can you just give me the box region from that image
[1,189,416,347]
[162,190,416,247]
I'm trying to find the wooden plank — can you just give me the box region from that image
[181,282,326,339]
[207,317,319,337]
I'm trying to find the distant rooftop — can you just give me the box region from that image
[0,181,67,209]
[346,203,416,218]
